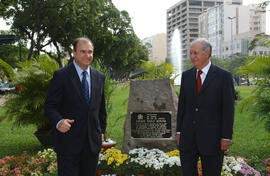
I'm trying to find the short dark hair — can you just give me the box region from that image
[191,38,212,57]
[73,37,94,51]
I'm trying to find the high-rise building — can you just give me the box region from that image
[166,0,242,60]
[142,33,167,64]
[199,3,269,58]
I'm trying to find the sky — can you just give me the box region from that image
[111,0,266,39]
[0,0,267,39]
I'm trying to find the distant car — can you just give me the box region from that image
[0,83,16,94]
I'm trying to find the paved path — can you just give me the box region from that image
[0,95,8,106]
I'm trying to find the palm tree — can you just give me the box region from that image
[0,55,59,136]
[238,55,270,132]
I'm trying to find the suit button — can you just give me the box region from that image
[192,121,196,124]
[195,108,199,112]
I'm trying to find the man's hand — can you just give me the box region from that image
[176,133,180,145]
[221,139,231,155]
[57,119,74,133]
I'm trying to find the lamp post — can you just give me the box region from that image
[228,16,236,56]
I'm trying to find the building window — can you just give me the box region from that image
[189,18,198,22]
[181,1,187,8]
[204,1,215,6]
[190,23,198,27]
[217,2,223,6]
[189,13,199,17]
[189,1,202,6]
[189,8,202,13]
[190,29,198,32]
[190,34,198,37]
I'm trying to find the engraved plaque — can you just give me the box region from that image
[131,112,171,138]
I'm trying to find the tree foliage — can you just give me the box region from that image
[248,1,270,51]
[136,60,177,84]
[0,0,148,79]
[248,33,270,51]
[237,55,270,132]
[0,55,59,129]
[183,54,248,74]
[0,58,14,81]
[0,44,29,67]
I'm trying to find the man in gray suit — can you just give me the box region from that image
[45,37,107,176]
[176,38,235,176]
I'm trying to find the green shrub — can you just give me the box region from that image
[238,55,270,132]
[137,60,178,84]
[0,55,59,129]
[0,58,14,81]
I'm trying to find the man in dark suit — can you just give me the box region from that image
[176,38,235,176]
[44,37,106,176]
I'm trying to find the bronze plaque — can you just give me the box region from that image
[131,112,171,138]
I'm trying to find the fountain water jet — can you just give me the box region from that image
[170,28,182,85]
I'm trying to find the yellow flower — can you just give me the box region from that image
[107,157,114,165]
[102,148,128,168]
[166,150,180,158]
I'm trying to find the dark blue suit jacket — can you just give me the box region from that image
[176,64,235,155]
[44,63,106,155]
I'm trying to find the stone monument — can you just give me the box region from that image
[122,78,179,153]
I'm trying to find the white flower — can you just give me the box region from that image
[166,156,181,167]
[128,148,180,171]
[222,156,244,174]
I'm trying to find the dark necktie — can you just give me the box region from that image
[196,70,203,96]
[82,71,90,104]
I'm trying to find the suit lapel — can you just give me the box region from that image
[191,67,197,96]
[90,68,98,106]
[199,64,217,95]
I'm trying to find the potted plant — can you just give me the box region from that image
[164,150,182,175]
[102,138,117,151]
[97,147,128,175]
[0,55,59,147]
[128,148,170,176]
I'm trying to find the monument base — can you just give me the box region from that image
[122,79,179,153]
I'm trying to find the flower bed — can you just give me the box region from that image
[0,148,265,176]
[0,149,57,176]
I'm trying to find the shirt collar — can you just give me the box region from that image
[198,61,211,75]
[73,60,90,76]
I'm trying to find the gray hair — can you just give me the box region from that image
[73,37,94,51]
[191,38,212,57]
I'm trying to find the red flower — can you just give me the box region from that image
[265,158,270,165]
[17,84,22,91]
[266,166,270,172]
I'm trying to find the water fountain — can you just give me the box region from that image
[170,28,182,85]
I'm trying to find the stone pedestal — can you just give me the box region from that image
[122,79,179,153]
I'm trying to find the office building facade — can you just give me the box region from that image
[142,33,167,64]
[166,0,242,60]
[199,3,269,58]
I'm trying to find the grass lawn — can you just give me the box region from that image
[0,108,46,158]
[0,85,269,171]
